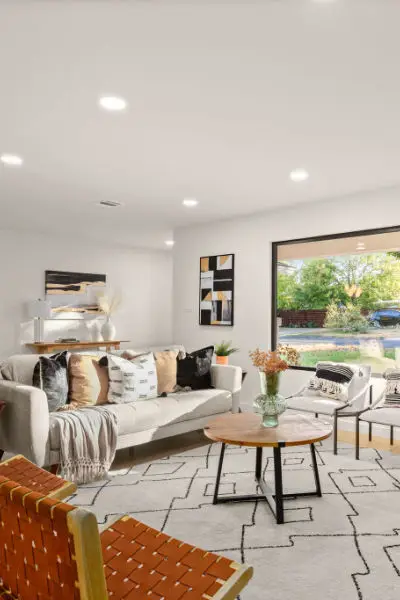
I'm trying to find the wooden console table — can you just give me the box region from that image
[25,341,128,354]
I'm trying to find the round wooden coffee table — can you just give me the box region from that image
[204,412,332,524]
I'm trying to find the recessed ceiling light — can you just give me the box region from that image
[1,153,23,167]
[182,198,198,207]
[290,168,309,182]
[356,241,365,250]
[165,240,175,247]
[98,96,127,112]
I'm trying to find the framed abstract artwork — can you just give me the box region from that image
[45,270,106,315]
[199,254,234,326]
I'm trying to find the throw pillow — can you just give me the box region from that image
[176,346,214,390]
[154,350,179,394]
[65,354,109,410]
[103,352,158,403]
[383,369,400,408]
[32,351,69,412]
[308,362,355,402]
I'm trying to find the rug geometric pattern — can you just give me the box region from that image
[70,440,400,599]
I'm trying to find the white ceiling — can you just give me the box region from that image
[1,0,400,249]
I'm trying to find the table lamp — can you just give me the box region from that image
[28,299,51,343]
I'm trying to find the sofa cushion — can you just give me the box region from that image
[154,350,179,394]
[66,353,109,410]
[103,353,158,403]
[32,352,69,412]
[383,369,400,408]
[48,388,232,449]
[177,346,214,390]
[308,362,356,402]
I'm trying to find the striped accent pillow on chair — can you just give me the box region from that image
[383,369,400,408]
[308,362,355,402]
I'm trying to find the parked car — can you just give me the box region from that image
[369,309,400,327]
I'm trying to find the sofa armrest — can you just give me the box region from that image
[0,381,49,466]
[211,365,242,413]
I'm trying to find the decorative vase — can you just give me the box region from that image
[253,371,286,428]
[216,355,229,366]
[101,317,116,341]
[90,320,103,342]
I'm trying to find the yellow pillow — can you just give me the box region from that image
[64,354,109,410]
[154,350,179,395]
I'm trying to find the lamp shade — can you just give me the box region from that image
[27,299,51,319]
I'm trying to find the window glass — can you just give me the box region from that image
[275,229,400,374]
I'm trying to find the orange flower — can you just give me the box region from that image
[249,348,289,374]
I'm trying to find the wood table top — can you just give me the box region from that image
[204,413,332,448]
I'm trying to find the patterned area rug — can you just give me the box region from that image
[71,439,400,599]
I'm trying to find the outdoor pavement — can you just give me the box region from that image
[279,327,400,349]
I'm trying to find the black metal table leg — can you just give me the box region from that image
[273,446,284,524]
[213,443,226,505]
[310,443,322,497]
[212,441,323,525]
[255,447,263,480]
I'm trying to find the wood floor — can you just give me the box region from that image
[338,429,400,454]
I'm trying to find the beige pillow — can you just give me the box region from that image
[154,350,178,395]
[64,354,109,410]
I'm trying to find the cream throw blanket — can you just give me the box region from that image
[53,406,118,484]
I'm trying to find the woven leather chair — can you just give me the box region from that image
[0,454,76,500]
[0,476,253,600]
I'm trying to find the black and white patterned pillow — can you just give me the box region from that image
[383,369,400,408]
[308,362,355,402]
[32,351,69,412]
[102,353,158,403]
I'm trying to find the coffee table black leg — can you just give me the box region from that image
[273,446,284,524]
[213,443,226,505]
[255,446,263,480]
[310,443,322,497]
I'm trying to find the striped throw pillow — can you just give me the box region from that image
[383,369,400,408]
[308,362,355,402]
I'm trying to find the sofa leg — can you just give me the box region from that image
[315,413,319,418]
[0,450,4,461]
[390,426,394,446]
[49,464,59,475]
[368,422,372,442]
[355,417,360,460]
[333,413,338,455]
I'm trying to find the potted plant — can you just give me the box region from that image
[214,341,239,365]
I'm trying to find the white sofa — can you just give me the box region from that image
[0,353,242,467]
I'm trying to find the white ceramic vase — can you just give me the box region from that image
[91,320,103,342]
[101,317,116,341]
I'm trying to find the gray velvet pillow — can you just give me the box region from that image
[32,351,69,412]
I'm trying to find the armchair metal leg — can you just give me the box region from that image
[368,422,372,442]
[333,413,338,455]
[355,416,360,460]
[390,426,394,446]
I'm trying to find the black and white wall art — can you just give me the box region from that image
[199,254,234,326]
[45,270,106,314]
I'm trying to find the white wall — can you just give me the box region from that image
[173,187,400,405]
[0,229,173,359]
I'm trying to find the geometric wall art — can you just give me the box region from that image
[199,254,234,326]
[45,270,106,315]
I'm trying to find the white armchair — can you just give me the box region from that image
[286,364,372,455]
[356,371,400,459]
